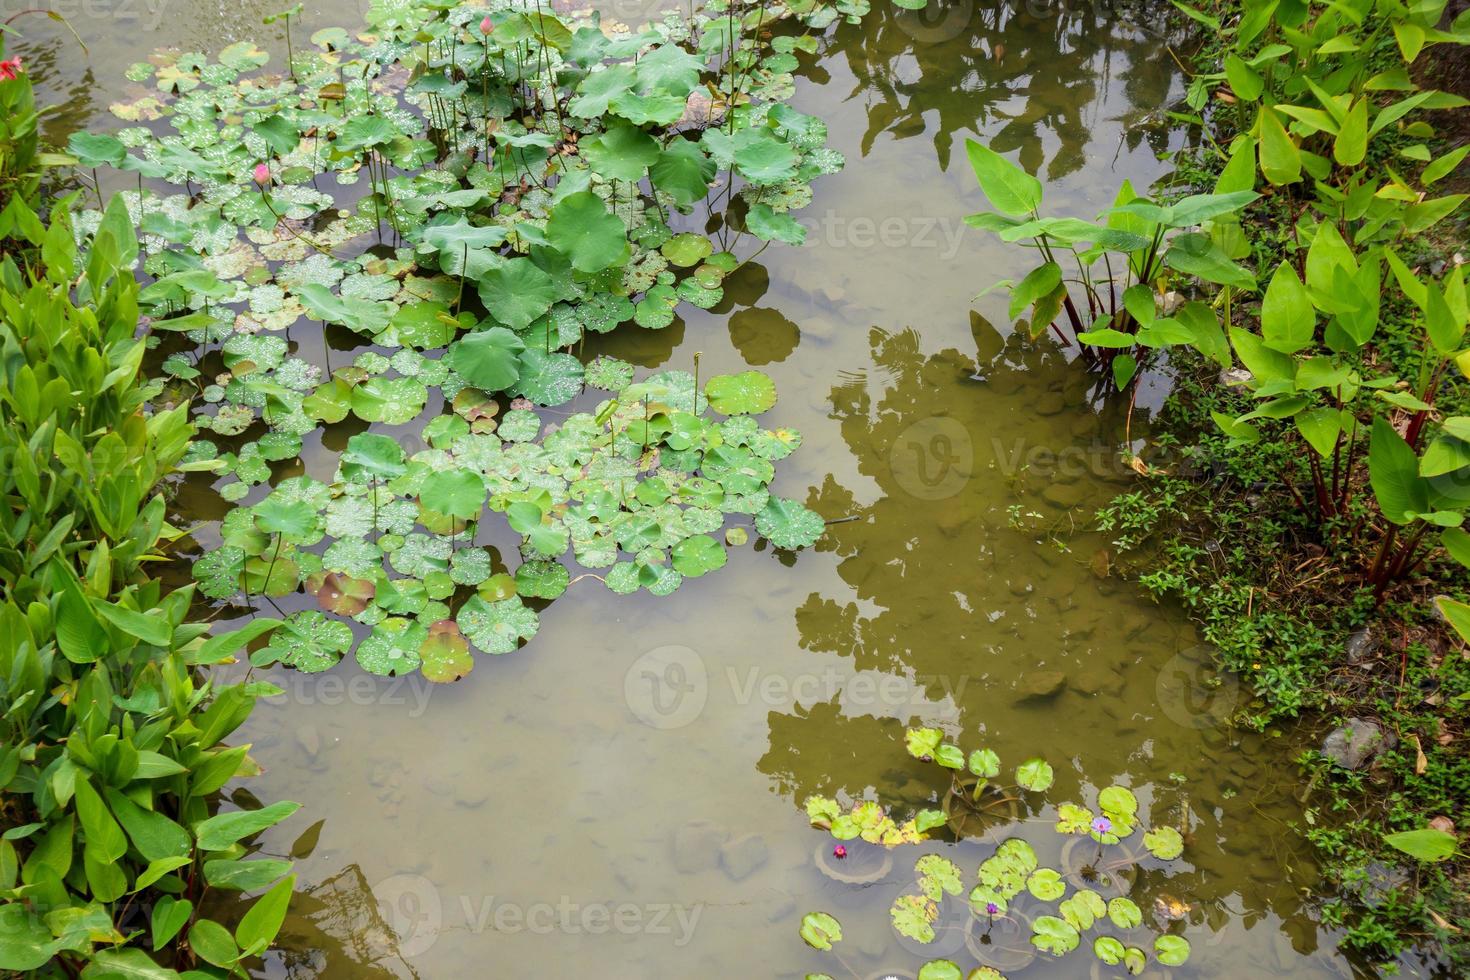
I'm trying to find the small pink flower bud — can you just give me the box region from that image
[479,16,493,36]
[252,163,271,186]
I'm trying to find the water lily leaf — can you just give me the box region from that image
[651,137,715,206]
[915,855,963,899]
[889,894,936,944]
[351,377,427,424]
[195,547,246,599]
[420,620,474,682]
[569,64,636,118]
[477,258,558,329]
[585,355,634,391]
[356,619,425,676]
[670,534,726,577]
[258,611,352,673]
[1056,803,1093,835]
[582,124,660,182]
[449,327,525,392]
[1143,826,1184,860]
[1107,897,1143,929]
[340,433,407,483]
[456,595,539,654]
[705,371,777,415]
[1154,935,1191,966]
[1027,868,1066,901]
[755,497,823,549]
[1094,936,1127,965]
[1060,889,1106,930]
[661,233,713,268]
[968,887,1008,917]
[69,132,127,168]
[1099,786,1138,819]
[420,469,486,520]
[547,191,630,274]
[514,560,569,599]
[309,571,376,615]
[295,283,395,334]
[1031,915,1081,956]
[449,548,493,586]
[906,727,944,759]
[1015,757,1055,792]
[514,350,584,406]
[968,748,1001,778]
[253,493,319,542]
[745,203,806,245]
[799,911,842,951]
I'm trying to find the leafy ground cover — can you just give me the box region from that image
[959,0,1470,969]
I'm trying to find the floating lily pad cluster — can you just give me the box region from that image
[71,0,858,681]
[801,729,1195,978]
[804,796,947,847]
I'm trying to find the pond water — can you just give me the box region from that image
[20,1,1399,977]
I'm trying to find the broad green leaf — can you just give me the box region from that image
[965,138,1042,216]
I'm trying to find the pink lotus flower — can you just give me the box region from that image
[252,163,271,186]
[479,16,493,35]
[0,58,23,82]
[832,844,847,860]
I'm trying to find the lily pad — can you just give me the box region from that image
[755,497,824,549]
[704,370,778,415]
[258,611,353,673]
[456,595,539,655]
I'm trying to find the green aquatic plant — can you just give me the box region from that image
[0,196,300,974]
[63,0,858,682]
[801,729,1197,977]
[965,0,1470,615]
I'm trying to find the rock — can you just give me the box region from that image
[1034,392,1066,416]
[672,820,728,874]
[1430,815,1456,834]
[763,887,797,923]
[1220,367,1253,387]
[719,833,769,881]
[1322,718,1396,769]
[1345,627,1377,663]
[1017,670,1067,703]
[295,725,320,760]
[454,786,491,808]
[1161,290,1184,315]
[1042,481,1087,509]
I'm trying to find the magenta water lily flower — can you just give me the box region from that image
[0,57,23,82]
[1091,816,1113,836]
[832,844,847,860]
[985,902,1000,916]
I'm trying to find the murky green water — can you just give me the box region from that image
[19,1,1401,976]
